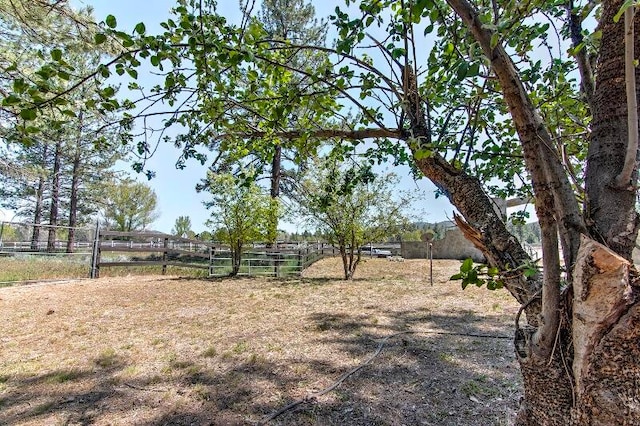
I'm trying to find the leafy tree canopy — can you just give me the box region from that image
[295,155,413,279]
[102,178,160,232]
[203,172,279,275]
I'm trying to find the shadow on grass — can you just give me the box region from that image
[0,356,127,425]
[271,309,519,426]
[0,305,521,426]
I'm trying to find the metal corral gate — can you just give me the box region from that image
[208,244,335,277]
[90,229,334,278]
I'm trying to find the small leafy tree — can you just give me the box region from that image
[102,179,160,232]
[171,215,193,238]
[203,173,277,276]
[295,158,411,280]
[197,230,213,241]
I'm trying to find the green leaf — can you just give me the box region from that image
[106,14,117,28]
[456,61,469,80]
[467,62,480,78]
[135,22,146,34]
[98,64,110,78]
[461,258,474,273]
[614,0,635,23]
[94,33,107,45]
[102,86,115,97]
[13,78,27,93]
[450,273,463,280]
[490,33,500,50]
[2,94,21,106]
[444,42,454,55]
[414,149,431,160]
[51,49,62,61]
[20,109,37,121]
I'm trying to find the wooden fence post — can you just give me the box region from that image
[209,246,214,276]
[90,221,101,278]
[273,253,280,278]
[162,237,168,275]
[429,242,433,286]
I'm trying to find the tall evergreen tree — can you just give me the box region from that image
[0,3,124,251]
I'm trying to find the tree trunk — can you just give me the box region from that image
[47,141,62,252]
[271,144,282,200]
[30,144,48,251]
[428,0,640,423]
[414,152,575,425]
[566,2,640,422]
[265,145,282,249]
[585,0,640,260]
[339,245,351,280]
[230,241,242,276]
[66,146,81,253]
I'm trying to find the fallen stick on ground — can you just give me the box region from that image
[259,328,511,424]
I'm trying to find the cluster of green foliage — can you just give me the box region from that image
[203,173,279,276]
[0,1,128,250]
[295,156,413,279]
[452,258,539,291]
[101,179,160,232]
[171,215,194,238]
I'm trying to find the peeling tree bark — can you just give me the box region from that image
[572,236,640,424]
[413,151,538,306]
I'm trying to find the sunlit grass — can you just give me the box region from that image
[0,255,208,283]
[0,255,89,282]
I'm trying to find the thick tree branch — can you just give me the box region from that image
[532,212,561,359]
[216,128,401,141]
[614,5,638,189]
[445,0,586,273]
[566,0,596,111]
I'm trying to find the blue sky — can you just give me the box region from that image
[13,0,458,234]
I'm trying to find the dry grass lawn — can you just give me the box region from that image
[0,258,521,425]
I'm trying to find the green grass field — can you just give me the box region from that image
[0,255,208,285]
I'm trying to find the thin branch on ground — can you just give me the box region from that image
[122,383,168,393]
[259,328,511,424]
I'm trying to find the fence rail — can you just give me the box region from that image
[91,229,213,278]
[91,230,335,278]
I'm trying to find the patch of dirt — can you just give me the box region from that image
[0,258,521,425]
